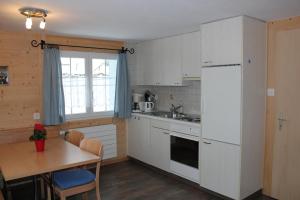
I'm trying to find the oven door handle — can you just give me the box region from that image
[170,132,199,141]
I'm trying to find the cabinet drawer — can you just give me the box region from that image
[170,123,201,136]
[151,119,170,130]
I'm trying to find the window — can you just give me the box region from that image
[61,51,117,119]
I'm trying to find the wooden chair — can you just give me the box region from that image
[42,130,85,199]
[65,130,85,147]
[52,138,103,200]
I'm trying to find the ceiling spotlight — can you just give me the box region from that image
[40,18,46,29]
[19,7,48,30]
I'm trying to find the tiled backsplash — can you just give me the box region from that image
[132,81,201,115]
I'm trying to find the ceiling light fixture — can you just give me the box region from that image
[25,16,32,29]
[19,7,48,30]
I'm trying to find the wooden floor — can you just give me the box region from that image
[8,160,273,200]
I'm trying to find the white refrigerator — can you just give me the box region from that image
[201,65,241,145]
[200,65,242,199]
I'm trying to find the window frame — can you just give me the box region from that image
[60,50,118,120]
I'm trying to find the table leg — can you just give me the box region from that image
[40,178,45,200]
[2,180,12,200]
[32,176,39,200]
[49,173,55,200]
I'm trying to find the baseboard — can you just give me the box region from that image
[102,156,128,166]
[243,190,262,200]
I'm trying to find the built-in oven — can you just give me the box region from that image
[171,134,199,169]
[169,124,201,183]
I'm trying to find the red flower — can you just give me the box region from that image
[34,123,45,131]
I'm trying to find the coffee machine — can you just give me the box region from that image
[132,93,143,112]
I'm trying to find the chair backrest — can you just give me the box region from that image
[79,138,103,157]
[80,138,103,182]
[65,130,84,147]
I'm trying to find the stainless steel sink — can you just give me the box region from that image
[144,111,200,123]
[149,111,172,118]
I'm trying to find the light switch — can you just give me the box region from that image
[33,112,40,120]
[267,88,275,96]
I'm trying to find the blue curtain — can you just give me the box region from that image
[114,52,131,118]
[43,47,66,125]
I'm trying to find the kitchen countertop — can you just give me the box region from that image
[131,112,201,127]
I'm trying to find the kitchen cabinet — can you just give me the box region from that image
[150,120,170,172]
[201,139,240,199]
[128,114,201,180]
[136,31,203,85]
[160,36,182,85]
[136,35,183,86]
[182,31,201,79]
[127,115,150,163]
[200,16,266,199]
[137,40,157,85]
[201,17,243,66]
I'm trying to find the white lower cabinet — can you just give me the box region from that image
[127,115,150,163]
[200,139,241,199]
[150,125,170,172]
[127,116,170,171]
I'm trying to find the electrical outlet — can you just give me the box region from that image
[33,112,40,120]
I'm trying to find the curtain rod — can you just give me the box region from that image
[31,40,135,54]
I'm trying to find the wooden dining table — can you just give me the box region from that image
[0,138,100,200]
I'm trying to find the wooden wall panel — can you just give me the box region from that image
[0,30,126,164]
[0,31,42,129]
[0,126,60,144]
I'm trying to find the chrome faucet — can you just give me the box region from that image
[170,104,183,117]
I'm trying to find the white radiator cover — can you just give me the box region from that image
[75,124,117,160]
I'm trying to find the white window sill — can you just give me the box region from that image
[66,111,114,121]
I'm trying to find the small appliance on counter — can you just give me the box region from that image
[132,93,143,113]
[143,90,156,112]
[144,102,155,112]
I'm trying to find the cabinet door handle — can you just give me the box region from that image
[163,132,169,135]
[203,141,211,144]
[204,61,212,64]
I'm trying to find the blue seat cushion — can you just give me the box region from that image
[53,169,95,189]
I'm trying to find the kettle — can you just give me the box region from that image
[144,102,155,112]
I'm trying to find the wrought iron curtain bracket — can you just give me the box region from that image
[31,40,45,49]
[30,40,135,54]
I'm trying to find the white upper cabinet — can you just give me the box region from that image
[136,31,203,85]
[137,40,157,85]
[182,31,201,78]
[137,35,182,86]
[160,35,182,86]
[201,17,243,66]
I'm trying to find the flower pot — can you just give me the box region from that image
[34,139,45,152]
